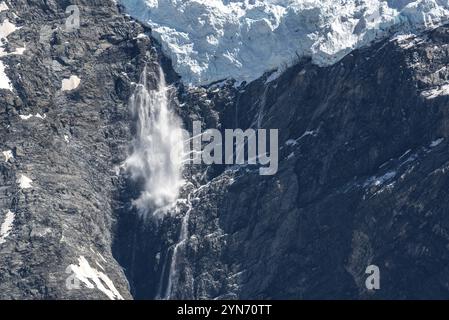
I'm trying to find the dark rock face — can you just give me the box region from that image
[0,0,160,299]
[116,27,449,300]
[3,0,449,301]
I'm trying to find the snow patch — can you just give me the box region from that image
[135,33,148,39]
[0,210,14,244]
[61,75,80,91]
[17,174,32,189]
[68,256,124,300]
[2,150,12,162]
[0,61,12,90]
[95,261,105,271]
[0,2,8,12]
[121,0,449,85]
[284,130,318,150]
[97,252,107,263]
[364,170,397,187]
[422,84,449,99]
[19,114,33,120]
[0,19,18,39]
[285,139,297,146]
[393,33,416,42]
[430,138,444,147]
[0,18,23,91]
[10,46,25,55]
[0,45,28,58]
[19,113,46,120]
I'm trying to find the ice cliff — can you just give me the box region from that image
[120,0,449,85]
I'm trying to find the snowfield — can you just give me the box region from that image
[121,0,449,86]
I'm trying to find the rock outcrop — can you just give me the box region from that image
[0,0,158,299]
[116,26,449,300]
[3,0,449,300]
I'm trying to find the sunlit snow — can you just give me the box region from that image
[0,2,8,12]
[0,19,19,39]
[0,16,24,91]
[2,150,13,162]
[430,138,444,147]
[19,113,46,120]
[0,61,12,90]
[61,75,80,91]
[68,256,124,300]
[121,0,449,85]
[18,174,32,189]
[0,210,14,244]
[422,84,449,99]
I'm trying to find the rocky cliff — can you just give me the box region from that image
[116,26,449,299]
[2,0,449,300]
[0,0,155,299]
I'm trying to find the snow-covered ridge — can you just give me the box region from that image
[121,0,449,86]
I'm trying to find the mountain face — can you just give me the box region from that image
[0,0,145,299]
[2,0,449,300]
[115,26,449,299]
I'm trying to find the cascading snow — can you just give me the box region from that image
[125,66,185,216]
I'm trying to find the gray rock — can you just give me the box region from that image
[3,0,449,301]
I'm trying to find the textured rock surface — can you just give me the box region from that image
[3,0,449,301]
[116,25,449,299]
[0,0,157,299]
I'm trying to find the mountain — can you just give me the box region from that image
[120,0,449,85]
[2,0,449,300]
[0,0,141,299]
[115,24,449,299]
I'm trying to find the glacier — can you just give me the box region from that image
[120,0,449,86]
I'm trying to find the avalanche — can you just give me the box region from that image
[120,0,449,86]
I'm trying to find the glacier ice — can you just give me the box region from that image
[120,0,449,86]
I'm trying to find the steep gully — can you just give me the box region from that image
[113,57,203,299]
[125,65,186,299]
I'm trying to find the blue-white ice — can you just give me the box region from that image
[121,0,449,85]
